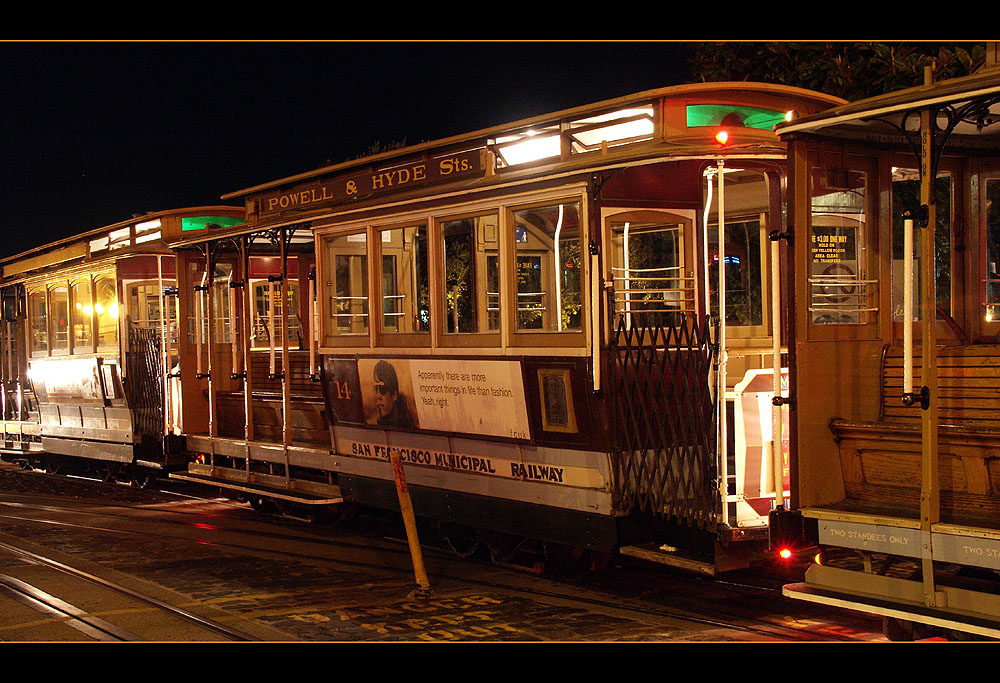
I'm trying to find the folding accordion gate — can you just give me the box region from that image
[607,313,719,532]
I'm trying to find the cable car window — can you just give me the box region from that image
[707,220,763,326]
[808,167,873,325]
[252,280,301,349]
[378,223,429,335]
[71,277,93,352]
[49,285,69,354]
[610,220,690,327]
[513,202,582,332]
[325,232,369,337]
[441,214,499,334]
[94,276,118,350]
[984,178,1000,323]
[891,167,952,322]
[211,263,234,345]
[28,288,47,356]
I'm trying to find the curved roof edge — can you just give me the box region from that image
[0,205,244,267]
[775,67,1000,137]
[222,81,846,201]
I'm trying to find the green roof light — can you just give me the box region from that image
[182,216,245,231]
[686,104,787,131]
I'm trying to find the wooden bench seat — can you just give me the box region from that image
[214,350,329,447]
[829,344,1000,530]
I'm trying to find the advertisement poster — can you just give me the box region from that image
[357,358,530,440]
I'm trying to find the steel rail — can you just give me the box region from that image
[0,539,253,641]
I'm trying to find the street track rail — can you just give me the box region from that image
[0,485,882,641]
[0,573,143,641]
[0,539,253,641]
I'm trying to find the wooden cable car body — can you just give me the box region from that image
[170,82,842,573]
[775,62,1000,639]
[0,208,245,482]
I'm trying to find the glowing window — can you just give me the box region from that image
[513,202,582,332]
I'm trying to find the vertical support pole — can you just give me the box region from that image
[554,204,564,332]
[903,217,914,396]
[770,237,785,509]
[195,272,206,379]
[308,269,317,378]
[205,248,217,439]
[716,159,729,526]
[269,279,277,378]
[623,221,631,328]
[279,229,292,482]
[229,272,239,380]
[590,248,601,393]
[918,70,940,608]
[3,318,10,420]
[240,236,255,447]
[703,173,714,319]
[158,256,169,438]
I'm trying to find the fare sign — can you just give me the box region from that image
[256,148,485,217]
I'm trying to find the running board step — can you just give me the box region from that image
[170,464,343,506]
[619,544,720,576]
[784,581,1000,640]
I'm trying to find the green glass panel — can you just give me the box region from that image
[686,104,786,130]
[181,215,245,231]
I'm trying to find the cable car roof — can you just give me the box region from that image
[775,66,1000,141]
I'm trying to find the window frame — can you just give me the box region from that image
[314,184,590,355]
[435,209,502,349]
[27,285,49,358]
[508,199,587,343]
[978,165,1000,339]
[374,218,433,348]
[887,155,965,345]
[802,151,881,341]
[603,207,698,331]
[25,267,118,359]
[69,274,95,355]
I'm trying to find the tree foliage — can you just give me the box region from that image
[690,42,987,101]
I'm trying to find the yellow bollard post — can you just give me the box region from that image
[388,447,432,597]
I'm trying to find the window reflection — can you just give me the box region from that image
[94,276,118,350]
[513,203,581,332]
[809,167,871,325]
[986,179,1000,323]
[379,224,429,334]
[891,168,952,322]
[325,233,369,336]
[707,220,762,326]
[611,219,691,328]
[71,278,92,351]
[442,215,498,334]
[28,289,47,356]
[49,285,69,353]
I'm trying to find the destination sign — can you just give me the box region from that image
[256,148,485,217]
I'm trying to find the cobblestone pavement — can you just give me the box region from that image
[0,463,879,642]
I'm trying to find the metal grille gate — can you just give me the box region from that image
[607,312,718,530]
[126,323,164,440]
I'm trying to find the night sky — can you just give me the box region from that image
[0,41,696,260]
